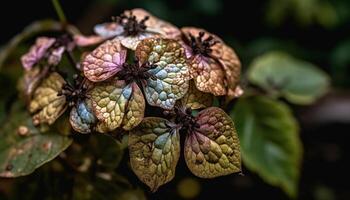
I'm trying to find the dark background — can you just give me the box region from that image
[1,0,350,199]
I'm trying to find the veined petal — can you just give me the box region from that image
[82,39,127,82]
[21,37,55,70]
[69,99,97,134]
[129,117,180,191]
[29,72,67,125]
[89,80,145,132]
[136,38,190,110]
[181,80,213,110]
[184,107,241,178]
[191,55,226,96]
[117,32,156,50]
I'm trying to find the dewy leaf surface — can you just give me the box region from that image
[128,117,180,191]
[29,72,67,125]
[82,39,127,82]
[231,96,302,198]
[185,107,241,178]
[136,38,189,110]
[0,104,72,177]
[89,80,144,132]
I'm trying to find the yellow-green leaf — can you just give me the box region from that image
[29,72,67,125]
[128,117,180,191]
[185,107,241,178]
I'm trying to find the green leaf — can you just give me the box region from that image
[128,117,180,191]
[231,96,302,198]
[248,51,330,105]
[0,104,72,178]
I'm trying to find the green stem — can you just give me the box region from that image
[51,0,67,24]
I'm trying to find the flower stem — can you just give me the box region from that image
[51,0,67,25]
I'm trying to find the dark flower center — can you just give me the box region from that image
[172,106,200,133]
[113,11,149,36]
[116,60,157,84]
[58,75,88,106]
[189,31,219,57]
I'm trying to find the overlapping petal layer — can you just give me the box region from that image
[69,99,97,134]
[136,38,189,109]
[21,37,55,70]
[89,80,144,132]
[82,39,127,82]
[29,72,67,125]
[128,117,180,191]
[181,27,242,98]
[181,81,213,109]
[184,107,241,178]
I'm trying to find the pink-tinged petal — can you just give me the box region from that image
[48,46,65,66]
[74,35,105,47]
[117,32,156,50]
[191,55,226,96]
[82,39,127,82]
[21,37,55,70]
[184,107,241,178]
[94,22,124,38]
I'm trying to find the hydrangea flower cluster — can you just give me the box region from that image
[20,8,242,191]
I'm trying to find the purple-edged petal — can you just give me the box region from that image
[184,107,241,178]
[136,38,190,110]
[82,39,127,82]
[21,37,55,70]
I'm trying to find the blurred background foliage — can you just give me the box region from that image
[0,0,349,199]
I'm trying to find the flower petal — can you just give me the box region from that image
[191,55,226,96]
[29,72,67,125]
[94,22,124,38]
[121,83,145,130]
[136,38,190,110]
[89,80,144,132]
[128,117,180,191]
[69,99,97,134]
[130,8,181,39]
[74,35,105,47]
[19,66,49,102]
[82,39,127,82]
[21,37,55,70]
[184,107,241,178]
[181,80,213,110]
[117,32,155,50]
[48,46,65,66]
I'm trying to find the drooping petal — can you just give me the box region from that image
[74,35,106,47]
[190,55,226,96]
[21,37,55,70]
[136,38,190,110]
[29,72,67,125]
[94,22,124,38]
[88,80,144,132]
[181,80,213,110]
[69,99,97,134]
[184,107,241,178]
[82,39,127,82]
[128,117,180,191]
[48,46,65,66]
